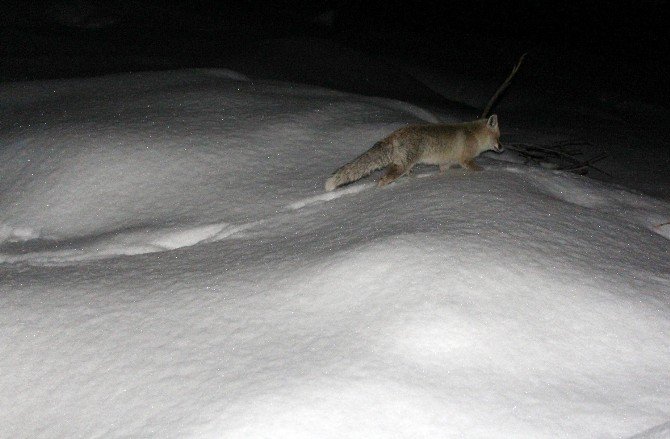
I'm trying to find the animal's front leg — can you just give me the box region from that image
[378,164,405,187]
[460,159,483,172]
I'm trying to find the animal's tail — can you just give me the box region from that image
[325,141,393,191]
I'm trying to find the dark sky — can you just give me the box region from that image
[2,1,668,104]
[5,1,665,46]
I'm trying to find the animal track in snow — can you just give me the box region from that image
[0,222,250,265]
[0,183,368,264]
[287,182,372,210]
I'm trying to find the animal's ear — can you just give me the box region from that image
[487,114,498,129]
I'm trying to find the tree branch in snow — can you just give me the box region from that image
[503,140,611,176]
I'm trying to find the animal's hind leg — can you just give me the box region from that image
[460,159,483,171]
[378,164,405,187]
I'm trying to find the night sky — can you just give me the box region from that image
[2,1,668,105]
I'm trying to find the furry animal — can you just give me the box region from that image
[325,115,502,191]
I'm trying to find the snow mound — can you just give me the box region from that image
[0,69,432,248]
[629,421,670,439]
[1,69,669,438]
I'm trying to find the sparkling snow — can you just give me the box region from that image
[1,69,669,438]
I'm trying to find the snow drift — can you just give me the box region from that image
[1,69,669,438]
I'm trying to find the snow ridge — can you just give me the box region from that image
[1,69,669,438]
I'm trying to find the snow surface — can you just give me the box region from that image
[1,69,669,438]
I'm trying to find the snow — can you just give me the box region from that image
[1,69,669,438]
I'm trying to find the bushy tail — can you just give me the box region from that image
[325,141,393,191]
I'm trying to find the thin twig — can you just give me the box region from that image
[504,140,611,177]
[481,53,527,118]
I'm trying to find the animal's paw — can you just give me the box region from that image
[377,178,391,187]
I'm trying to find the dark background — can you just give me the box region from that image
[2,0,668,106]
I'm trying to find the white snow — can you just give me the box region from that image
[1,69,669,438]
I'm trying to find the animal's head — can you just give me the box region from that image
[483,114,502,152]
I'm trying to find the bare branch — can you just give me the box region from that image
[504,140,611,177]
[481,53,527,118]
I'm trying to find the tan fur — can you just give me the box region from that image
[325,115,502,191]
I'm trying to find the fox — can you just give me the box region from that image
[324,114,502,191]
[324,53,525,191]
